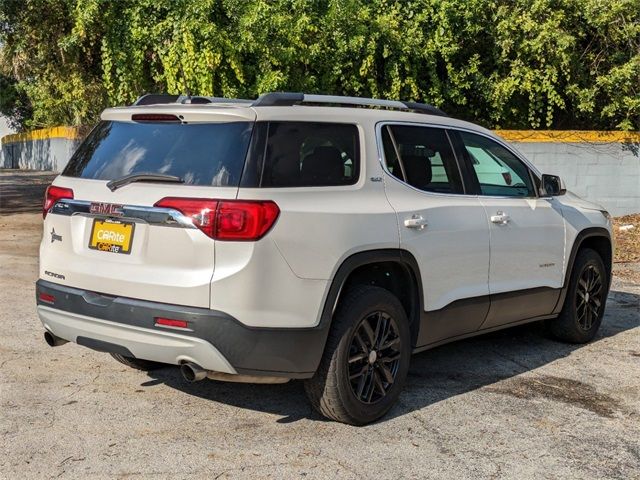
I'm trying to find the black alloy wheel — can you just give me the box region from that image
[547,247,608,344]
[304,285,411,425]
[575,264,603,331]
[347,311,402,404]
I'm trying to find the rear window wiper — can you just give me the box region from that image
[106,173,185,191]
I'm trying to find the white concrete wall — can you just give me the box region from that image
[1,137,80,171]
[0,115,16,167]
[514,141,640,216]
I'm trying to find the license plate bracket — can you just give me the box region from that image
[89,218,135,254]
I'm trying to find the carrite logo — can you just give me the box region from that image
[50,228,62,243]
[90,202,124,217]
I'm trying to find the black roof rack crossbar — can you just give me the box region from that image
[251,92,447,116]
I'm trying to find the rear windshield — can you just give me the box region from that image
[63,121,253,187]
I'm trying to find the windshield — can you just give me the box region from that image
[63,121,253,187]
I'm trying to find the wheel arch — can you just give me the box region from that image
[553,227,612,314]
[318,249,424,348]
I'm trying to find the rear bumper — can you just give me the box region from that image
[36,280,330,378]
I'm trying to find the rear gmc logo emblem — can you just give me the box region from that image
[90,202,124,216]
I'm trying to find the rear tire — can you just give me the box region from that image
[110,353,164,371]
[547,248,608,343]
[304,286,411,425]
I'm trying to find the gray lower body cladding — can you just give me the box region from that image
[36,280,328,378]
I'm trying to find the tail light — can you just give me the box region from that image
[154,197,280,241]
[43,186,74,218]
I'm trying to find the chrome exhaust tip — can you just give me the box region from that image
[180,362,207,382]
[44,331,68,347]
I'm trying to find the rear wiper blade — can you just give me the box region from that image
[106,173,184,191]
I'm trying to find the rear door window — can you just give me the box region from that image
[256,122,360,187]
[381,125,464,194]
[63,121,253,187]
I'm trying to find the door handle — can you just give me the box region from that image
[404,215,428,230]
[490,211,510,225]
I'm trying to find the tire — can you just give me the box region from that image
[547,248,608,343]
[110,353,164,371]
[304,285,412,425]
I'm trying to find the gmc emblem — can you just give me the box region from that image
[90,202,124,216]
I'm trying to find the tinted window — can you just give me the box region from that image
[460,132,535,197]
[258,122,359,187]
[382,125,463,194]
[64,121,253,187]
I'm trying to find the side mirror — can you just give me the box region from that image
[541,174,566,196]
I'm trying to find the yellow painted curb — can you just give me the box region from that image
[495,130,640,143]
[1,126,83,146]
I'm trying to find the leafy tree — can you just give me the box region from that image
[0,0,638,130]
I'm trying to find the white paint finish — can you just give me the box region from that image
[38,306,236,373]
[240,186,400,280]
[236,121,399,281]
[41,177,240,308]
[102,104,257,123]
[479,197,566,293]
[556,192,612,273]
[209,238,329,328]
[38,102,616,344]
[382,176,490,310]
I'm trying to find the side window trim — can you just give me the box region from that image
[448,127,541,199]
[376,121,469,196]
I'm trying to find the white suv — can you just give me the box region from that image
[37,93,613,425]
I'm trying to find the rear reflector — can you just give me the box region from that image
[154,197,279,241]
[43,185,74,219]
[155,317,189,329]
[39,292,56,303]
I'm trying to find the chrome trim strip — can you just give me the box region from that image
[51,199,197,228]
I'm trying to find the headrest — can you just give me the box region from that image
[401,155,432,188]
[301,146,344,185]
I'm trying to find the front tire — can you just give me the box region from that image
[304,286,411,425]
[548,248,608,343]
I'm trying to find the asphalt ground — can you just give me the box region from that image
[1,170,638,479]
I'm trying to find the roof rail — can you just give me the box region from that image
[251,92,447,116]
[133,94,252,106]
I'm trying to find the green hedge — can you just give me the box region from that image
[1,0,638,130]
